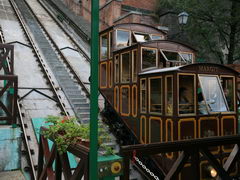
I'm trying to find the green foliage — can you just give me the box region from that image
[157,0,240,64]
[43,116,114,155]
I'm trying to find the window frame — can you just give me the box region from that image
[132,49,138,83]
[177,73,196,116]
[165,75,174,116]
[99,61,108,89]
[198,74,230,114]
[120,51,131,83]
[100,33,108,61]
[114,54,119,84]
[108,61,113,88]
[179,51,194,64]
[120,85,131,116]
[133,31,151,43]
[140,115,147,143]
[148,76,163,115]
[140,78,147,113]
[149,116,163,143]
[220,75,236,113]
[132,85,138,117]
[116,29,131,49]
[160,49,186,63]
[109,31,113,59]
[141,47,158,71]
[114,86,119,112]
[151,34,164,40]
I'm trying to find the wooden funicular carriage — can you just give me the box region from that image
[99,23,240,179]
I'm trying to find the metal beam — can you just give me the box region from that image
[89,0,99,179]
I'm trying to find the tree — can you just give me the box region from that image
[157,0,240,64]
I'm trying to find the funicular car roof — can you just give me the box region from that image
[139,63,239,75]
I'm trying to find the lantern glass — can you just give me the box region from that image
[178,12,189,25]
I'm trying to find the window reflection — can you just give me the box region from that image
[109,31,113,58]
[180,53,193,63]
[221,76,234,111]
[132,50,137,82]
[140,79,146,112]
[160,50,188,66]
[100,34,108,60]
[178,75,195,114]
[116,30,130,48]
[142,48,157,70]
[199,75,229,113]
[121,87,130,115]
[149,77,162,114]
[166,76,173,115]
[114,55,119,83]
[151,34,163,40]
[133,32,151,42]
[121,52,130,83]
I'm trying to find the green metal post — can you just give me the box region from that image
[90,0,99,179]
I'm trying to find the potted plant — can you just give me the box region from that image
[42,116,116,156]
[43,116,90,154]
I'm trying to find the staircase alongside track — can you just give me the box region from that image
[15,0,90,124]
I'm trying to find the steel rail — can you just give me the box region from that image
[38,0,90,63]
[9,0,69,117]
[17,101,37,180]
[0,20,37,180]
[23,0,90,98]
[40,0,90,43]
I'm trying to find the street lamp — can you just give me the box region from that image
[178,12,189,25]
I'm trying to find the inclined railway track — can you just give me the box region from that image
[8,0,71,179]
[11,0,91,124]
[37,0,90,63]
[0,28,38,179]
[9,0,117,171]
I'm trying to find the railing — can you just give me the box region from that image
[0,43,14,75]
[0,75,18,124]
[120,135,240,180]
[37,127,90,180]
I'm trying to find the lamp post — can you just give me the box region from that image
[178,11,189,31]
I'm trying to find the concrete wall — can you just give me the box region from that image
[0,127,21,171]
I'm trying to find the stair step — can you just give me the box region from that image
[74,103,89,108]
[70,98,87,103]
[76,108,90,113]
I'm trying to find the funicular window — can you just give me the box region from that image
[109,31,113,58]
[132,50,137,83]
[149,77,162,114]
[166,76,173,115]
[100,34,108,60]
[116,29,130,48]
[150,117,162,143]
[100,62,107,88]
[133,32,151,42]
[121,52,130,83]
[141,48,158,70]
[109,61,113,87]
[221,76,235,112]
[178,74,195,115]
[151,34,163,40]
[114,55,119,83]
[180,53,193,63]
[120,86,130,116]
[198,75,229,114]
[160,50,186,66]
[140,79,147,113]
